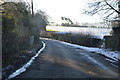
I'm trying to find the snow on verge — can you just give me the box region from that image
[61,41,119,61]
[7,41,46,80]
[42,38,119,61]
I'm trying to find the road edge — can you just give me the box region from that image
[7,41,46,80]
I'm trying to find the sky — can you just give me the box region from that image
[27,0,103,24]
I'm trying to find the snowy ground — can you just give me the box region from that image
[46,26,112,39]
[42,38,120,62]
[61,41,120,61]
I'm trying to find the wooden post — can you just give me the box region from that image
[30,0,34,45]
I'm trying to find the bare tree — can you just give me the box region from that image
[84,0,120,20]
[61,17,74,24]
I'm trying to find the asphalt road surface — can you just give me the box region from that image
[16,38,119,78]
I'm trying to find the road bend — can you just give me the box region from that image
[16,38,119,78]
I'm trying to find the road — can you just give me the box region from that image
[16,38,119,78]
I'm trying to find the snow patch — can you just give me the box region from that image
[61,41,119,61]
[55,32,68,34]
[7,41,46,80]
[105,59,117,63]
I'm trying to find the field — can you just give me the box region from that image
[46,26,112,39]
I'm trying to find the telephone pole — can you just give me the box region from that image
[31,0,34,17]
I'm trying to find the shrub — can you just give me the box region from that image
[2,16,15,34]
[41,32,102,47]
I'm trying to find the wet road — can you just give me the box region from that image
[16,38,119,78]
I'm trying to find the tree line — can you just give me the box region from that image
[1,2,49,67]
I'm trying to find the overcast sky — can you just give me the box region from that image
[27,0,103,24]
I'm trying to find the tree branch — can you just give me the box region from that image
[104,0,120,14]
